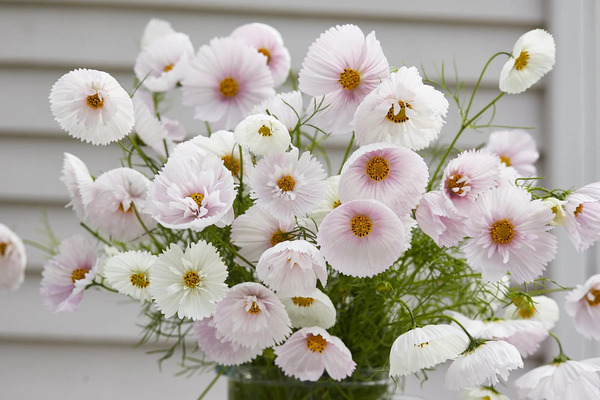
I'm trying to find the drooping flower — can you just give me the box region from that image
[212,282,291,349]
[415,190,467,248]
[445,340,523,390]
[441,150,501,215]
[49,69,135,145]
[256,240,327,297]
[134,32,194,92]
[565,274,600,340]
[515,358,600,400]
[298,24,389,134]
[181,37,275,130]
[564,182,600,252]
[149,241,228,320]
[40,235,98,313]
[230,204,296,265]
[309,175,341,228]
[484,130,539,177]
[250,147,326,221]
[338,143,428,217]
[0,224,27,291]
[316,199,408,277]
[463,185,557,284]
[353,66,449,150]
[499,29,556,94]
[389,324,469,377]
[230,23,291,87]
[139,18,176,49]
[279,289,336,329]
[145,142,236,231]
[102,250,156,302]
[60,152,93,220]
[461,387,510,400]
[233,114,291,156]
[274,326,356,381]
[251,90,303,132]
[80,167,156,242]
[504,295,559,330]
[193,316,262,366]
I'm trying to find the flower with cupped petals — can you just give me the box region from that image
[149,241,228,320]
[60,152,93,220]
[515,357,600,400]
[463,185,557,284]
[50,69,135,145]
[274,326,356,381]
[353,66,449,150]
[317,199,408,277]
[542,197,568,226]
[564,182,600,252]
[504,295,559,330]
[251,90,303,132]
[298,24,389,134]
[250,147,326,221]
[230,23,291,87]
[445,340,523,391]
[484,130,539,177]
[213,282,291,349]
[102,250,156,302]
[40,235,98,313]
[338,143,428,217]
[193,316,262,366]
[279,289,336,329]
[461,387,509,400]
[499,29,556,94]
[181,37,275,130]
[389,324,469,377]
[415,190,467,248]
[257,240,327,297]
[145,142,236,231]
[0,224,27,291]
[565,274,600,340]
[233,114,291,156]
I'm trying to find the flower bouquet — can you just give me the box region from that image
[23,18,600,400]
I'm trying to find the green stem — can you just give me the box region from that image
[337,132,355,174]
[21,239,54,255]
[396,299,417,328]
[417,314,476,343]
[548,331,569,362]
[463,52,506,119]
[131,203,162,250]
[197,367,226,400]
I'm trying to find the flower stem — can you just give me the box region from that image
[197,367,226,400]
[338,132,355,174]
[418,314,476,343]
[548,331,570,363]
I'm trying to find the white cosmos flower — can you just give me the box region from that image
[279,289,336,329]
[150,241,228,320]
[499,29,556,94]
[50,69,134,145]
[60,152,93,220]
[233,114,291,156]
[542,197,568,226]
[102,250,156,302]
[504,295,559,330]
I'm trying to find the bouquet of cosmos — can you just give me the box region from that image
[18,18,600,400]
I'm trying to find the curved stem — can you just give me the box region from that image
[464,52,507,119]
[548,331,569,362]
[131,203,162,250]
[197,367,226,400]
[396,299,417,328]
[417,314,476,343]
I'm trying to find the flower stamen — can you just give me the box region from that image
[270,230,290,246]
[365,156,390,181]
[130,273,150,289]
[258,125,272,137]
[490,219,515,244]
[221,155,240,175]
[86,93,104,109]
[350,215,372,237]
[514,51,530,71]
[219,77,239,97]
[338,68,361,90]
[183,271,201,288]
[0,242,8,257]
[190,193,204,207]
[500,155,512,166]
[71,268,87,283]
[248,301,261,314]
[163,64,174,72]
[574,203,584,217]
[278,176,295,192]
[586,288,600,306]
[291,297,315,307]
[257,48,272,64]
[306,333,328,353]
[386,101,412,124]
[446,174,470,196]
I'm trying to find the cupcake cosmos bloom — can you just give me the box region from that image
[0,224,27,291]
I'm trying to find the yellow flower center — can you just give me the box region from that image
[0,242,7,257]
[365,156,390,181]
[130,273,150,289]
[183,271,201,288]
[258,125,272,137]
[247,301,261,314]
[414,342,429,348]
[386,101,412,124]
[190,193,204,207]
[270,230,290,247]
[221,155,240,175]
[278,176,295,192]
[586,288,600,306]
[500,155,512,166]
[575,203,584,217]
[332,200,342,209]
[306,333,328,353]
[350,214,372,237]
[163,64,174,72]
[291,297,315,307]
[446,174,467,195]
[518,305,536,319]
[514,51,530,71]
[482,397,491,400]
[86,93,104,109]
[338,68,361,90]
[118,203,133,213]
[71,268,87,283]
[219,77,239,97]
[490,219,515,244]
[257,47,272,65]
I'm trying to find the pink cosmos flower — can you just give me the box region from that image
[339,143,428,217]
[250,148,327,221]
[274,326,356,381]
[564,182,600,252]
[193,316,262,366]
[565,274,600,340]
[39,235,98,313]
[251,90,303,132]
[441,150,501,215]
[256,240,327,297]
[463,185,557,284]
[0,224,26,291]
[213,282,291,349]
[181,37,275,130]
[230,23,291,87]
[484,130,539,177]
[316,199,408,277]
[145,142,235,231]
[415,190,466,248]
[298,24,389,134]
[60,152,93,220]
[80,167,156,242]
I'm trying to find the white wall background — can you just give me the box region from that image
[0,1,598,399]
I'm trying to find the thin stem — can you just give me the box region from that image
[396,299,416,327]
[418,314,475,343]
[197,367,226,400]
[464,52,507,119]
[131,203,162,250]
[337,132,355,174]
[22,239,54,255]
[548,331,569,360]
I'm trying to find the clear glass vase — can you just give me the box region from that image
[226,365,423,400]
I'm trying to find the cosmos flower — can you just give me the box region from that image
[484,130,539,178]
[251,90,303,132]
[139,18,176,49]
[564,182,600,252]
[279,289,336,329]
[102,250,156,302]
[60,152,93,220]
[308,175,341,228]
[0,224,27,291]
[415,190,467,248]
[504,295,559,330]
[233,113,291,156]
[565,274,600,340]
